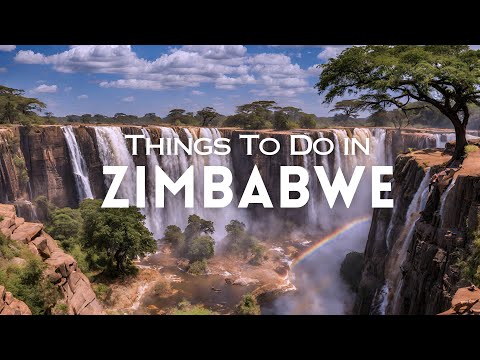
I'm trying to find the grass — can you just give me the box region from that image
[465,145,479,154]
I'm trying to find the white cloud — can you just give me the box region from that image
[470,45,480,50]
[64,86,72,92]
[307,64,322,75]
[191,90,205,95]
[15,45,318,99]
[0,45,16,52]
[0,67,7,73]
[77,94,88,99]
[122,96,135,102]
[32,84,57,93]
[317,45,351,61]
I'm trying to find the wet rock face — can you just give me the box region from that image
[355,151,480,315]
[19,126,77,208]
[354,156,427,314]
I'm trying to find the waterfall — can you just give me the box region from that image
[384,169,431,314]
[62,125,93,201]
[435,133,456,149]
[439,179,456,228]
[94,126,137,204]
[141,128,164,238]
[317,132,331,181]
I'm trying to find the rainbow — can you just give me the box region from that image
[291,216,371,270]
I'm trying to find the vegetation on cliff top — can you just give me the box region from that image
[0,233,60,314]
[316,45,480,161]
[0,85,48,125]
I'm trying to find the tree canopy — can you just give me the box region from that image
[316,45,480,160]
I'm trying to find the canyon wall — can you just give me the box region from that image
[356,148,480,314]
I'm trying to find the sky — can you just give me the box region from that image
[0,45,352,117]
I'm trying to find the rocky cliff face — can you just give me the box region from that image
[0,203,104,315]
[0,284,31,315]
[355,146,480,314]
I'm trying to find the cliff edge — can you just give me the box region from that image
[0,203,104,315]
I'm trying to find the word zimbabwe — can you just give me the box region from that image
[102,165,393,209]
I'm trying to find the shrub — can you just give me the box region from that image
[186,235,215,262]
[171,300,217,315]
[162,225,185,251]
[13,155,29,186]
[52,302,69,315]
[0,256,60,314]
[465,144,479,154]
[93,283,112,303]
[235,294,260,315]
[188,259,208,275]
[249,243,266,266]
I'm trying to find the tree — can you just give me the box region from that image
[162,225,185,251]
[80,199,157,275]
[235,294,260,315]
[80,114,92,123]
[186,235,215,262]
[2,102,17,123]
[46,207,82,249]
[273,110,294,130]
[316,45,480,162]
[299,113,317,129]
[329,99,363,119]
[184,214,214,242]
[197,106,219,127]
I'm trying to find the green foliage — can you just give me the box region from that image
[197,106,219,127]
[273,111,295,130]
[0,232,19,260]
[92,283,112,303]
[224,220,265,264]
[0,254,60,315]
[46,207,83,248]
[235,294,260,315]
[458,227,480,286]
[299,114,317,129]
[171,300,217,315]
[162,225,185,252]
[187,259,208,275]
[0,85,47,125]
[186,235,215,262]
[184,214,214,242]
[52,302,69,315]
[80,199,157,275]
[12,155,29,186]
[316,45,480,158]
[340,252,364,292]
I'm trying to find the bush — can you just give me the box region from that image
[93,283,112,303]
[188,259,208,275]
[162,225,185,251]
[52,302,69,315]
[186,235,215,262]
[340,252,364,292]
[235,294,260,315]
[13,155,29,186]
[171,300,217,315]
[34,195,56,223]
[249,243,266,266]
[0,256,60,314]
[465,145,479,154]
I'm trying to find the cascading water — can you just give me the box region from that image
[435,133,456,149]
[62,125,94,201]
[382,169,431,314]
[94,126,137,204]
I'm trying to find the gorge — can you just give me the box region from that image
[1,124,479,314]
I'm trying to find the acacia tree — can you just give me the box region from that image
[316,45,480,161]
[197,106,219,127]
[329,99,362,119]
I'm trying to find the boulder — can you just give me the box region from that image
[10,232,29,244]
[13,222,43,241]
[31,236,51,258]
[1,227,12,240]
[0,285,5,300]
[10,299,32,315]
[45,251,77,278]
[27,243,39,256]
[4,292,14,305]
[11,257,27,267]
[70,282,97,314]
[15,217,25,227]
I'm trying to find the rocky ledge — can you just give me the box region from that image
[0,203,104,315]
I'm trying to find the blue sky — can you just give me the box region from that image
[0,45,350,117]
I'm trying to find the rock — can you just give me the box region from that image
[4,292,14,305]
[45,251,77,278]
[15,217,25,227]
[28,243,39,256]
[232,277,259,286]
[10,299,32,315]
[11,257,27,267]
[31,236,51,257]
[0,285,5,300]
[13,222,43,241]
[10,232,29,244]
[69,282,97,314]
[1,227,12,239]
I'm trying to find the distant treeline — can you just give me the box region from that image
[2,84,480,130]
